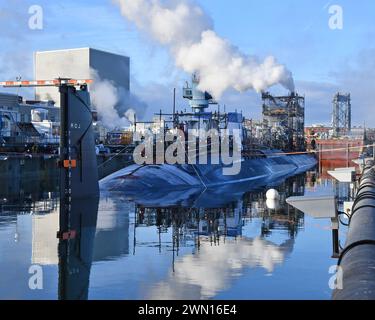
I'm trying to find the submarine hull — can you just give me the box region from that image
[100,153,317,204]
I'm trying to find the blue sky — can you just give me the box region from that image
[1,0,375,125]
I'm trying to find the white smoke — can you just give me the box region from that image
[113,0,295,98]
[90,69,147,130]
[124,108,136,124]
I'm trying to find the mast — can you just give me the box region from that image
[173,88,176,129]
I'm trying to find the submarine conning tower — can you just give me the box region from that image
[182,74,216,113]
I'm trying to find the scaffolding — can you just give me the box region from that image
[262,92,305,151]
[332,92,351,137]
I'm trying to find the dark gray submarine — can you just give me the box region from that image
[100,76,317,199]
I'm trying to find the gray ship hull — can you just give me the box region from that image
[100,153,317,206]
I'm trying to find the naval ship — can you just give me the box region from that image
[100,75,317,197]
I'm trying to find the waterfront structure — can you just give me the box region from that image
[2,48,130,146]
[261,92,306,151]
[0,92,59,144]
[332,92,351,137]
[0,93,22,139]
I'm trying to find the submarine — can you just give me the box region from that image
[100,75,317,198]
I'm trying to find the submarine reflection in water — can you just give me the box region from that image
[129,174,306,299]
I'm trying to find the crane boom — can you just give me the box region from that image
[0,79,93,87]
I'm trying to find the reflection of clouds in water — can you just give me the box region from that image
[148,237,294,300]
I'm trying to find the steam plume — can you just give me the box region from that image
[90,69,147,130]
[113,0,295,98]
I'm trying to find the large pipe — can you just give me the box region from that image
[333,160,375,300]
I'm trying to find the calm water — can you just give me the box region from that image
[0,166,350,300]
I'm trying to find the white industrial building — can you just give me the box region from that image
[34,47,130,107]
[1,48,131,144]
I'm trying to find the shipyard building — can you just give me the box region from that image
[261,92,306,151]
[1,48,130,148]
[0,93,59,144]
[34,48,130,106]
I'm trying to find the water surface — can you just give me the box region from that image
[0,168,349,300]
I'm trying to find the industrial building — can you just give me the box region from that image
[304,93,371,162]
[261,92,306,151]
[1,48,131,147]
[34,47,130,107]
[34,47,131,143]
[0,93,20,140]
[0,92,59,144]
